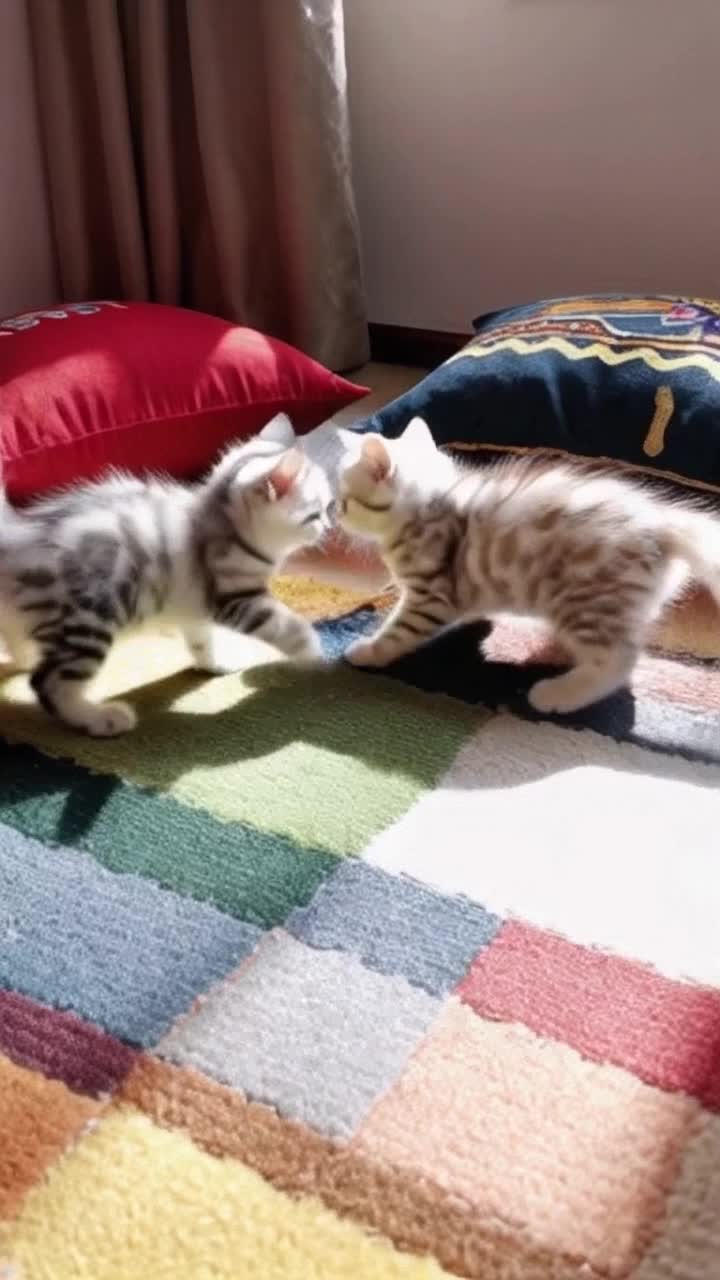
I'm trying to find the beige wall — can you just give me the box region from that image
[346,0,720,332]
[0,0,58,317]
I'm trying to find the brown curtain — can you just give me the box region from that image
[26,0,369,371]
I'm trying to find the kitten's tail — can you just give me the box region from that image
[667,510,720,605]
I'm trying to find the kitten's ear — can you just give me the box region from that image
[361,434,393,483]
[264,447,304,500]
[400,417,436,454]
[258,413,296,447]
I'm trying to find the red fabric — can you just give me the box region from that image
[0,301,368,501]
[458,920,720,1110]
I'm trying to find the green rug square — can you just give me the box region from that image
[0,658,483,856]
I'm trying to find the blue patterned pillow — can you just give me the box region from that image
[366,295,720,495]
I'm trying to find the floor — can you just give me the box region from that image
[333,362,425,426]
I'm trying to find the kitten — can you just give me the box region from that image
[0,415,332,735]
[337,418,720,713]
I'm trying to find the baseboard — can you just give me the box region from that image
[368,323,471,369]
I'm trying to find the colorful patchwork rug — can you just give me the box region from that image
[0,577,718,1280]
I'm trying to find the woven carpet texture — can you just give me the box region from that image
[0,572,719,1280]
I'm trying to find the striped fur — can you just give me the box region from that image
[0,416,332,735]
[337,419,720,713]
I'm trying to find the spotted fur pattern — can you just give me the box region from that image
[0,416,332,735]
[338,419,720,713]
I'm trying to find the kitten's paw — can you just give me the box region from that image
[290,631,326,669]
[344,639,390,668]
[83,700,138,737]
[191,643,246,676]
[196,658,245,676]
[528,675,594,715]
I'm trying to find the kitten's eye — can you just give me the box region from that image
[301,510,322,525]
[326,499,337,520]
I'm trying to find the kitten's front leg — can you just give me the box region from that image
[266,602,324,665]
[185,621,250,675]
[345,595,453,668]
[212,592,323,666]
[255,599,324,665]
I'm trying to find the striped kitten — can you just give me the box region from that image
[0,416,332,735]
[337,418,720,713]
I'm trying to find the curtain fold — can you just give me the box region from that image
[27,0,368,370]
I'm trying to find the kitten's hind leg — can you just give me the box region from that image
[528,640,637,715]
[30,620,135,736]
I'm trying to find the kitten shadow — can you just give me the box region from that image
[368,619,640,739]
[1,622,713,820]
[0,737,120,846]
[238,654,717,787]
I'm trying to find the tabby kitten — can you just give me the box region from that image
[0,416,332,735]
[337,418,720,713]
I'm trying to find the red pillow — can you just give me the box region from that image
[0,300,368,501]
